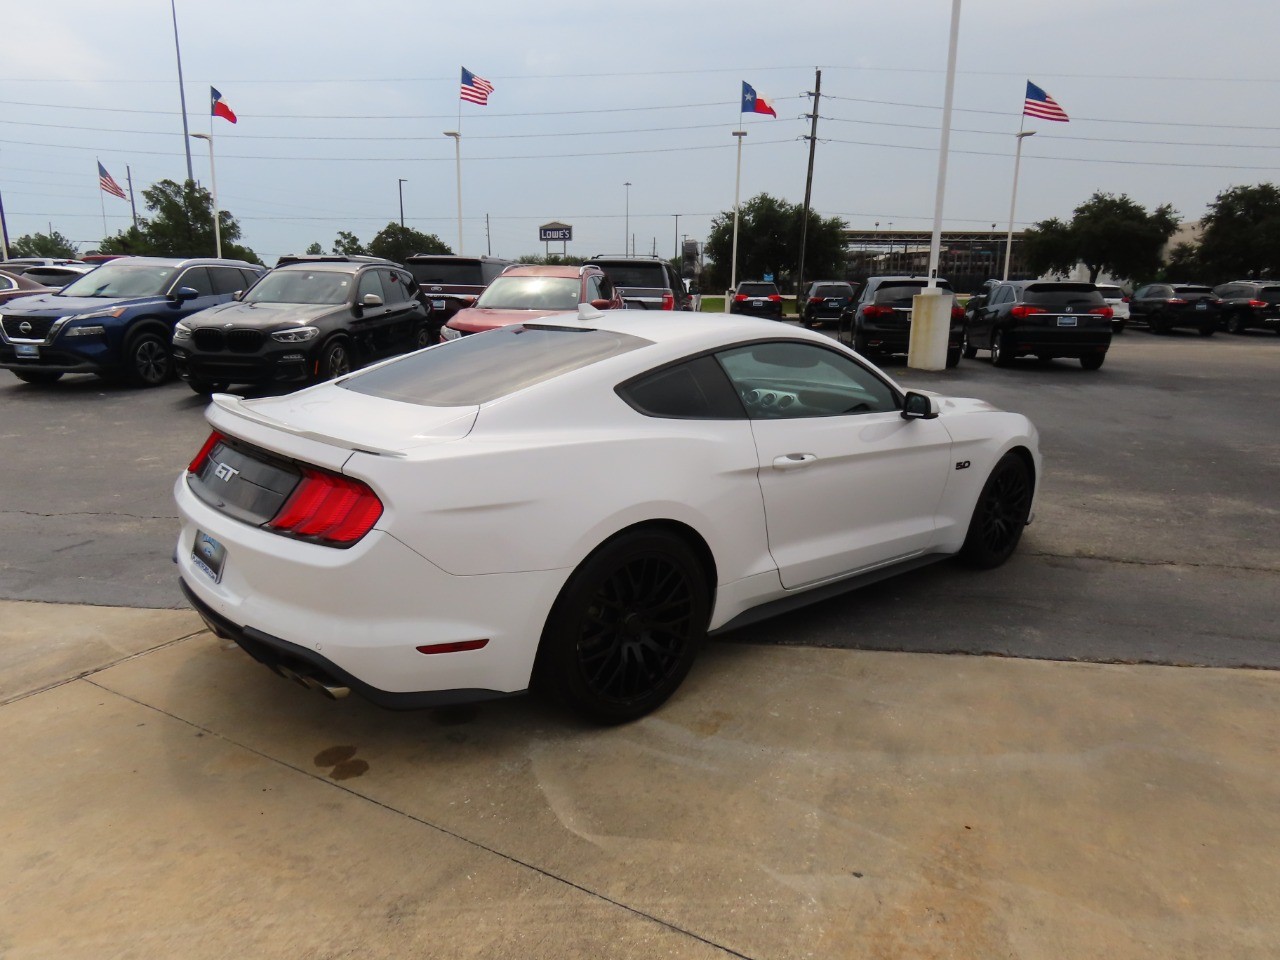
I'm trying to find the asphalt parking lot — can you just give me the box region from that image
[2,324,1278,959]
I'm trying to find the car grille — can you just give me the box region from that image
[193,329,225,351]
[228,330,265,353]
[2,316,56,341]
[192,328,267,353]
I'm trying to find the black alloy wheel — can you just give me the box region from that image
[991,329,1013,367]
[316,339,352,382]
[12,370,63,385]
[1225,313,1246,335]
[125,331,174,387]
[414,324,434,350]
[537,531,708,724]
[959,453,1033,569]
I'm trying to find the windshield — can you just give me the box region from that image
[244,270,352,305]
[58,263,176,299]
[874,281,951,303]
[476,275,579,310]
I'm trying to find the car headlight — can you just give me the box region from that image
[270,326,320,343]
[67,307,127,321]
[439,325,461,341]
[63,324,106,337]
[172,322,193,341]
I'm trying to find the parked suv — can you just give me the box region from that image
[966,280,1112,369]
[730,281,784,320]
[801,281,857,328]
[404,254,513,327]
[173,259,431,394]
[584,255,691,311]
[0,256,263,387]
[442,264,624,338]
[1094,284,1130,333]
[844,276,963,367]
[1129,283,1218,335]
[1212,280,1280,335]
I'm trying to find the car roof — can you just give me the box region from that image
[104,255,262,269]
[500,264,588,278]
[274,260,368,274]
[404,253,512,263]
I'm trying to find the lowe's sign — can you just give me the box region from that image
[539,222,573,242]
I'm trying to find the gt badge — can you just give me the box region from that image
[213,461,240,482]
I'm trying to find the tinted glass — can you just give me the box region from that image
[406,260,484,285]
[176,267,214,296]
[476,275,579,310]
[341,325,652,407]
[1256,286,1280,304]
[0,275,14,291]
[243,270,352,305]
[357,270,385,303]
[593,262,668,288]
[715,342,896,419]
[1022,283,1104,307]
[1095,285,1124,299]
[813,284,853,298]
[1172,286,1214,297]
[737,283,778,296]
[59,263,177,299]
[619,355,742,419]
[873,281,952,303]
[209,267,246,295]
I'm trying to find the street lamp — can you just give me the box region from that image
[729,130,748,296]
[673,214,680,262]
[1003,130,1036,280]
[397,178,408,229]
[624,182,631,255]
[444,131,462,254]
[189,133,220,258]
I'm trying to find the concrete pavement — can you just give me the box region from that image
[3,599,1277,959]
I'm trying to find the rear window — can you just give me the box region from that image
[406,260,485,286]
[1023,283,1104,307]
[874,281,951,303]
[1256,286,1280,304]
[813,284,853,297]
[1172,286,1213,296]
[341,324,652,406]
[1096,285,1125,298]
[738,283,778,296]
[593,262,669,288]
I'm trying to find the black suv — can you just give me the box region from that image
[172,259,431,394]
[1212,281,1280,335]
[843,276,962,367]
[965,280,1112,369]
[730,281,784,319]
[584,255,691,311]
[1129,283,1219,336]
[403,254,514,326]
[801,281,857,328]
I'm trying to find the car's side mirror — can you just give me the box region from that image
[901,391,940,421]
[231,290,243,301]
[170,286,200,303]
[361,293,383,308]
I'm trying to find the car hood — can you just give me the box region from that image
[0,292,165,318]
[448,306,565,332]
[185,300,336,329]
[208,385,478,458]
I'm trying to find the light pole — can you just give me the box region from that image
[673,214,679,261]
[1003,130,1036,280]
[729,130,748,297]
[189,133,220,258]
[170,0,193,184]
[397,178,407,229]
[444,131,462,254]
[624,182,631,255]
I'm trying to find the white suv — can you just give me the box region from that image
[1095,284,1130,332]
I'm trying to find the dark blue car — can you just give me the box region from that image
[0,256,264,387]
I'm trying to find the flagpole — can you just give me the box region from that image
[170,0,194,184]
[1003,114,1034,281]
[126,165,139,230]
[729,127,747,306]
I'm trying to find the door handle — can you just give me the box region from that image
[772,453,817,470]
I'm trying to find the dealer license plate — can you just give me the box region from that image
[1057,317,1078,327]
[1195,301,1207,311]
[432,299,446,310]
[15,344,39,358]
[191,530,227,583]
[752,299,764,307]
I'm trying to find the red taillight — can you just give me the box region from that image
[1248,299,1267,308]
[808,297,823,304]
[1089,306,1114,318]
[733,294,748,302]
[950,305,965,320]
[660,292,675,310]
[1166,298,1187,305]
[767,294,782,302]
[1010,305,1047,319]
[267,468,383,546]
[863,304,894,318]
[187,430,224,475]
[1121,296,1131,303]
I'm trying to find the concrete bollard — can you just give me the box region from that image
[908,288,953,371]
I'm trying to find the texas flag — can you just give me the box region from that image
[741,81,776,118]
[210,86,237,124]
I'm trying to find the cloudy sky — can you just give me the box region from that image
[2,0,1278,266]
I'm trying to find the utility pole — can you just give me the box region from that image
[797,68,822,303]
[126,166,139,230]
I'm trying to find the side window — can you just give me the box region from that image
[379,269,410,304]
[598,275,615,302]
[0,275,14,292]
[618,355,743,420]
[715,341,897,420]
[1134,285,1151,299]
[240,269,262,289]
[585,275,602,302]
[175,267,214,296]
[357,270,384,304]
[209,267,245,295]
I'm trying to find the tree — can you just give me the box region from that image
[367,223,451,264]
[1022,192,1178,283]
[10,230,78,259]
[702,193,847,291]
[516,253,583,266]
[332,231,365,256]
[1162,242,1203,281]
[97,179,260,263]
[305,242,324,255]
[1195,183,1280,280]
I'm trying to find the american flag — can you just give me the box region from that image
[1023,81,1069,122]
[98,161,127,200]
[460,67,494,106]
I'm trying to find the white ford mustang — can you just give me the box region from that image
[175,306,1040,723]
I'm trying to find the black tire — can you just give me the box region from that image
[991,329,1014,367]
[1079,353,1105,370]
[945,344,961,368]
[801,314,814,329]
[414,323,434,350]
[852,330,870,356]
[961,329,977,359]
[958,453,1033,569]
[122,329,174,387]
[536,530,709,724]
[186,378,230,396]
[315,338,352,382]
[1225,313,1246,335]
[12,370,63,385]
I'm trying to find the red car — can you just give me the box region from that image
[0,269,56,306]
[441,264,624,339]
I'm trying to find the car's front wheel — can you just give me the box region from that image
[315,339,352,382]
[536,530,709,724]
[959,453,1032,569]
[12,370,63,385]
[123,330,174,387]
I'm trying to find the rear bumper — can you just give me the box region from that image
[1004,327,1111,355]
